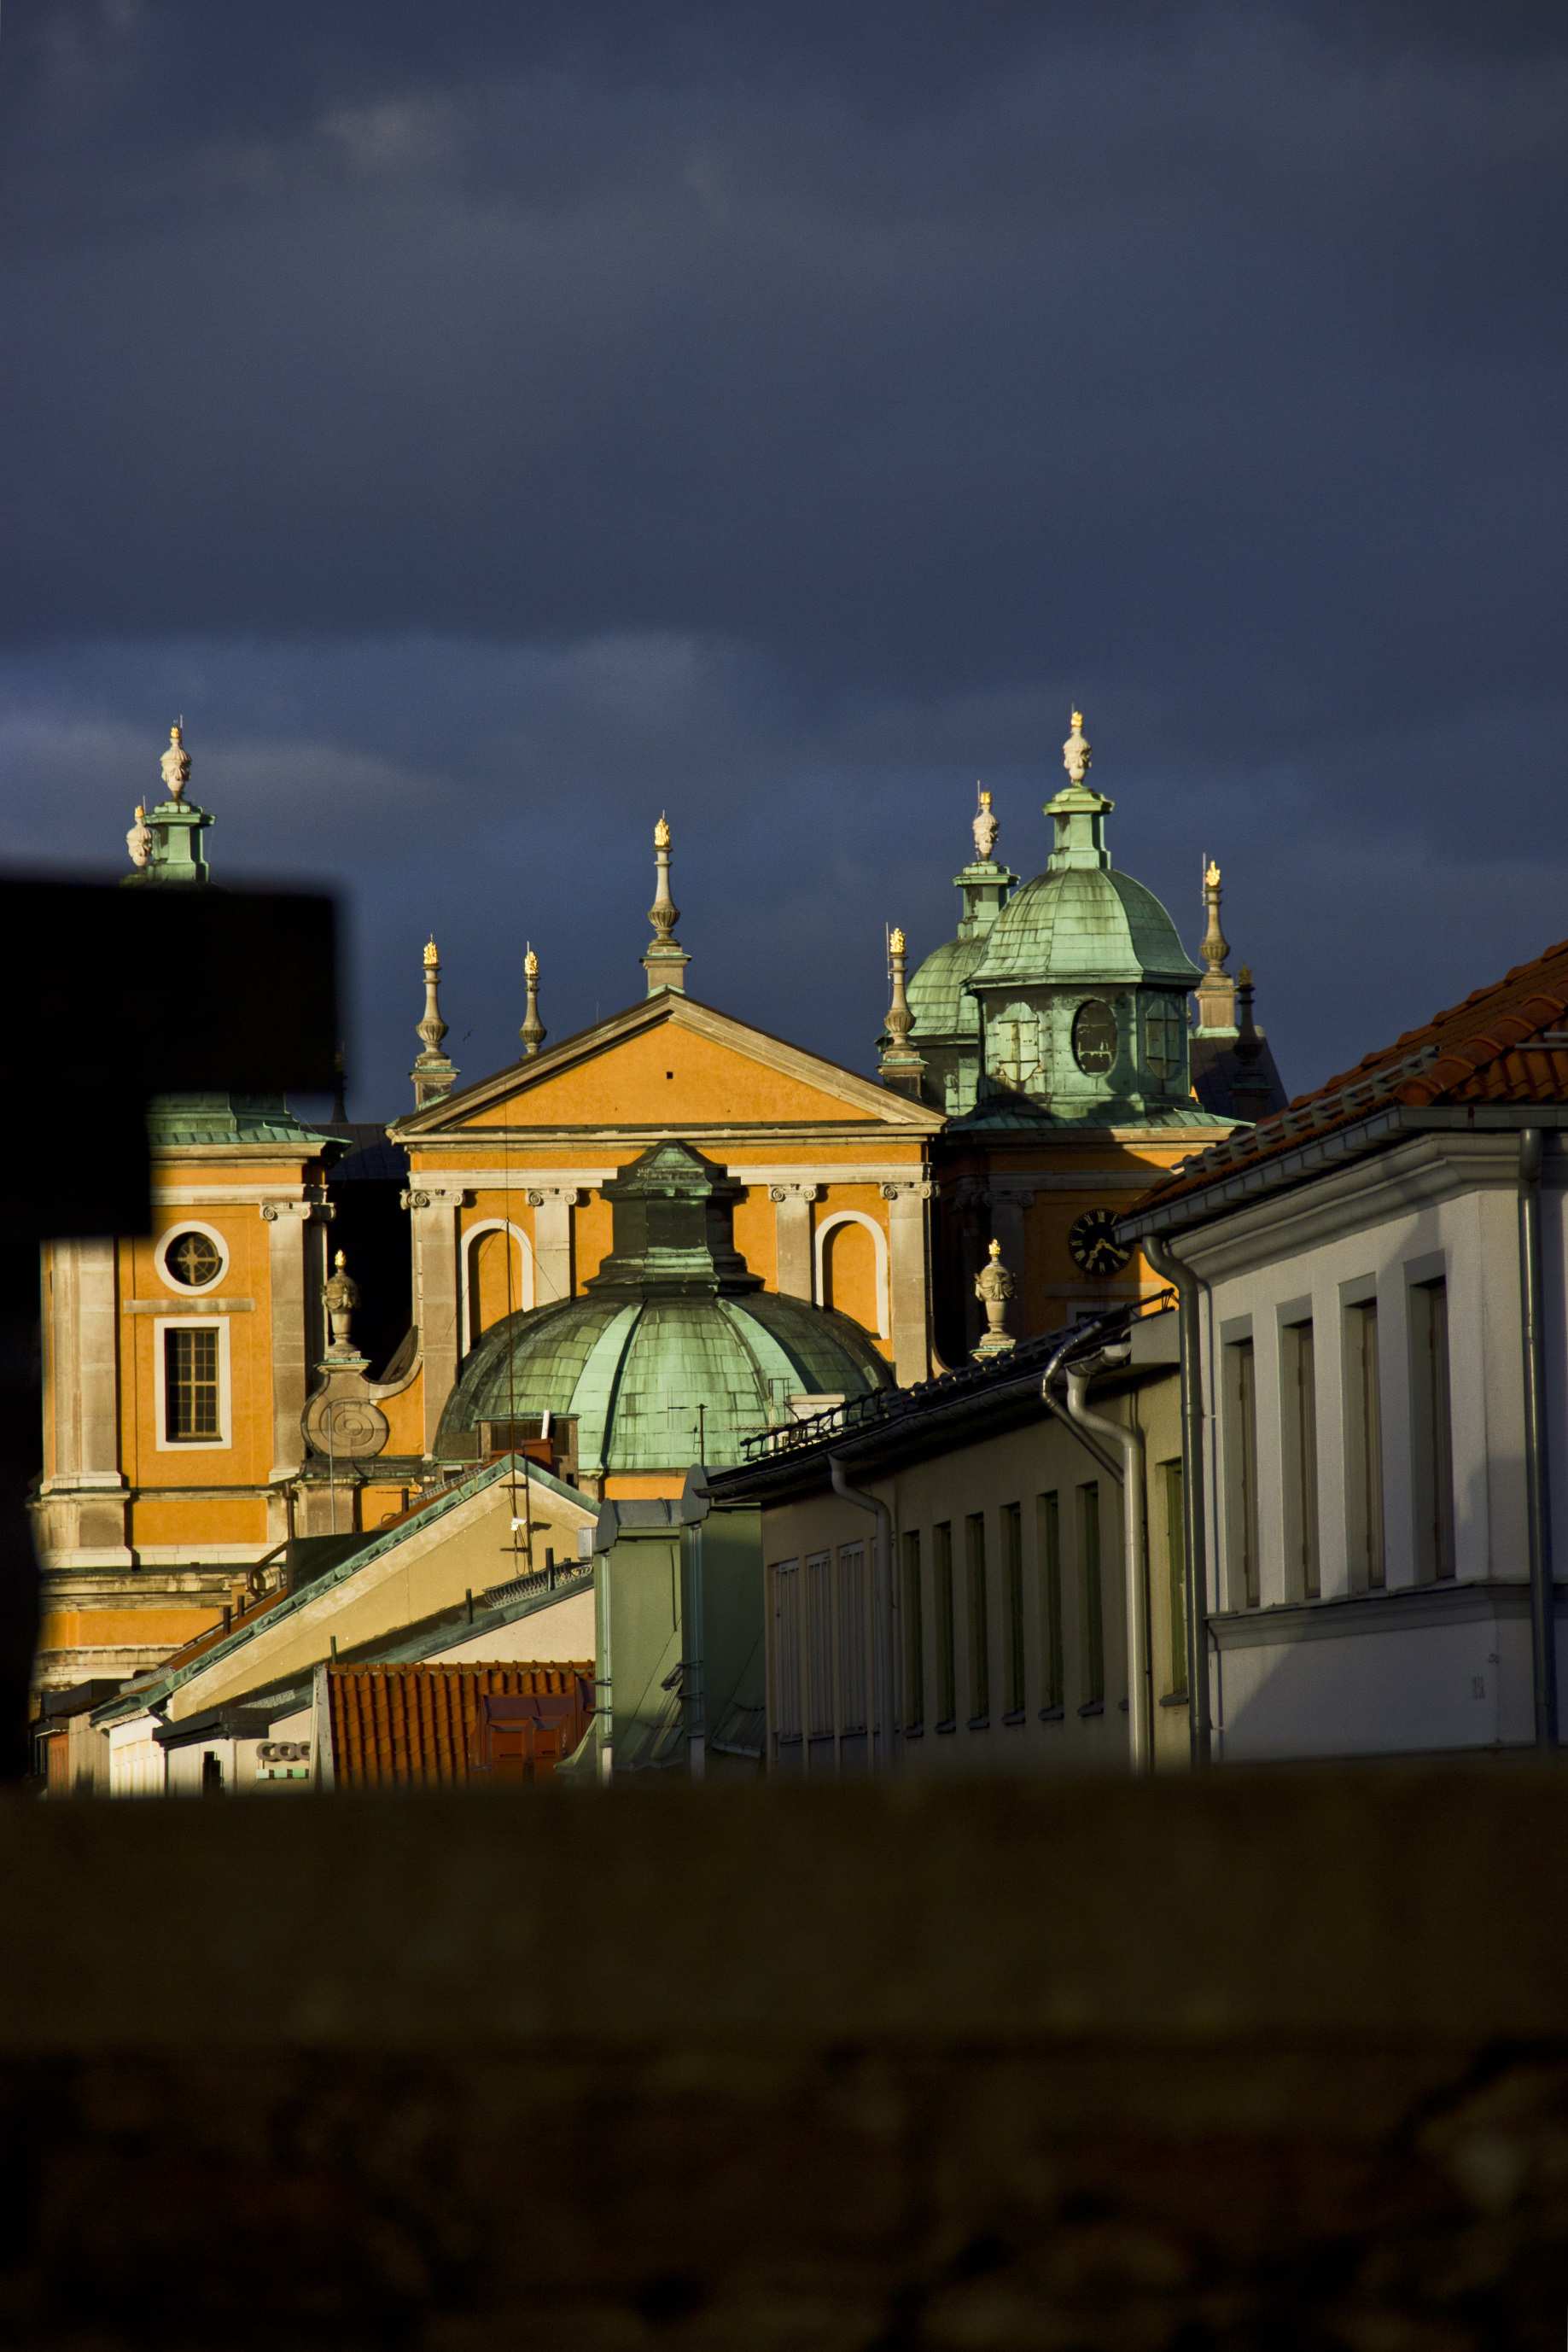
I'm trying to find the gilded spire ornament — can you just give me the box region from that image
[411,934,458,1106]
[160,722,191,804]
[877,922,927,1101]
[1192,854,1239,1035]
[1062,709,1092,786]
[972,783,999,864]
[520,943,546,1057]
[642,812,690,995]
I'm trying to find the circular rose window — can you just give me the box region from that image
[165,1230,222,1288]
[1071,998,1118,1076]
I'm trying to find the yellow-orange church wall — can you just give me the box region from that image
[602,1471,685,1501]
[118,1176,294,1492]
[462,1024,882,1130]
[131,1492,270,1550]
[39,1606,226,1655]
[372,1376,426,1459]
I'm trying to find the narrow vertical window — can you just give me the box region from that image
[836,1542,869,1730]
[901,1531,924,1732]
[1281,1319,1320,1601]
[1161,1458,1187,1697]
[165,1326,220,1441]
[805,1551,834,1736]
[965,1511,990,1722]
[1079,1482,1104,1707]
[1223,1337,1260,1608]
[1001,1502,1024,1716]
[1036,1491,1063,1712]
[770,1561,801,1743]
[1411,1278,1455,1582]
[1344,1299,1385,1590]
[933,1522,955,1725]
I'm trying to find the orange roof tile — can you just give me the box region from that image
[327,1660,594,1788]
[1135,937,1568,1217]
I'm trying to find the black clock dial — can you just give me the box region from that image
[1069,1206,1130,1276]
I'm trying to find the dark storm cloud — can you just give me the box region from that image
[3,1,1566,1111]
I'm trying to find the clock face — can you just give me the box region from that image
[1069,1206,1130,1276]
[1071,997,1118,1076]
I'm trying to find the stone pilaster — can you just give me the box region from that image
[880,1181,936,1386]
[767,1184,819,1301]
[527,1187,585,1309]
[401,1185,466,1456]
[259,1199,328,1481]
[38,1238,131,1563]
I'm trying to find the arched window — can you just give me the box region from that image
[813,1211,889,1339]
[460,1221,534,1353]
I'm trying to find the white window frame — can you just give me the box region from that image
[154,1218,230,1297]
[153,1314,232,1452]
[813,1211,889,1338]
[459,1218,535,1352]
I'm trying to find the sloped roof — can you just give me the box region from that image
[1129,938,1568,1223]
[328,1660,592,1786]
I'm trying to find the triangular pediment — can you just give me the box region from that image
[389,991,944,1139]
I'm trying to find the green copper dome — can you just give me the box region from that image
[436,1142,892,1475]
[968,864,1198,991]
[906,935,985,1037]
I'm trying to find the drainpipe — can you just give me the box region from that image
[830,1455,897,1771]
[1519,1129,1558,1748]
[1143,1230,1211,1770]
[1062,1345,1151,1774]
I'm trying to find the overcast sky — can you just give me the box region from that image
[4,2,1565,1118]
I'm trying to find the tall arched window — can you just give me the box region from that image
[813,1212,889,1339]
[461,1222,534,1353]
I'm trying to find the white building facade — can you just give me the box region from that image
[1122,954,1568,1762]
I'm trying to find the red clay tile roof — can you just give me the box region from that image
[1134,937,1568,1217]
[327,1660,594,1787]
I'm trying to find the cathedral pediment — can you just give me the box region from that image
[388,990,945,1141]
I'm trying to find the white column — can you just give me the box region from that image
[882,1182,936,1386]
[403,1186,465,1455]
[768,1184,819,1301]
[260,1200,318,1481]
[40,1239,125,1496]
[528,1187,583,1307]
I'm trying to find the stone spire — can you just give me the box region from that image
[877,925,927,1100]
[1193,856,1238,1035]
[520,943,546,1057]
[121,722,213,887]
[1046,707,1115,873]
[1230,966,1276,1121]
[643,813,690,995]
[411,935,458,1107]
[971,1237,1017,1361]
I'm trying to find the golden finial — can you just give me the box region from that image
[654,812,672,850]
[1204,859,1221,890]
[169,723,183,746]
[334,1248,347,1272]
[524,943,539,980]
[889,925,906,957]
[977,785,992,810]
[134,803,145,822]
[423,935,439,967]
[988,1236,1002,1261]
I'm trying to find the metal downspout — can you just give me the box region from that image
[1519,1129,1558,1747]
[1063,1352,1151,1773]
[830,1455,897,1772]
[1143,1230,1211,1769]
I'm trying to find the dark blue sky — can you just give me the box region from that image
[5,2,1565,1116]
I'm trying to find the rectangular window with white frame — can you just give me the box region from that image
[901,1531,924,1733]
[965,1510,990,1724]
[1221,1334,1261,1608]
[154,1317,231,1451]
[1343,1295,1386,1590]
[1279,1316,1320,1601]
[933,1521,955,1726]
[769,1560,801,1747]
[836,1541,869,1732]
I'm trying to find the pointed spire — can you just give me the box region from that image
[971,1236,1017,1360]
[1230,965,1276,1121]
[411,934,458,1107]
[520,943,546,1057]
[643,812,690,995]
[1193,855,1238,1034]
[877,924,928,1100]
